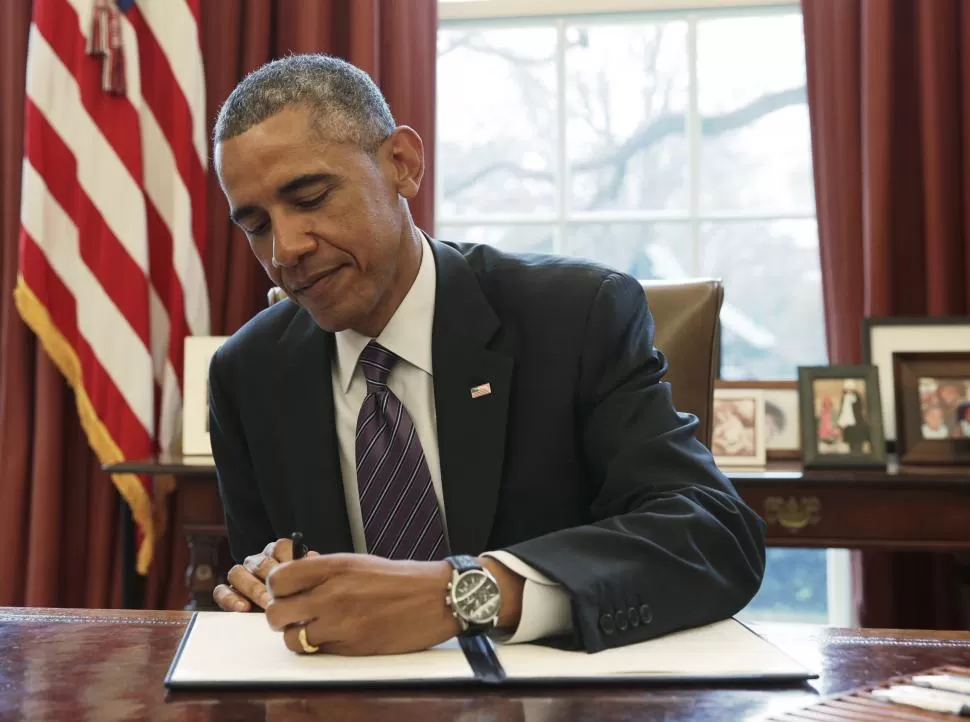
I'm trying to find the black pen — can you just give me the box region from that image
[291,531,306,560]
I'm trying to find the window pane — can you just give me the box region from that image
[437,28,558,217]
[437,224,556,255]
[697,14,813,213]
[737,548,829,624]
[564,222,691,279]
[565,21,689,212]
[700,219,827,380]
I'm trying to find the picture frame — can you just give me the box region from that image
[715,380,800,461]
[892,351,970,466]
[711,388,766,467]
[798,365,887,469]
[182,336,230,456]
[862,316,970,442]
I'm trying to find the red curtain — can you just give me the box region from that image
[803,0,970,628]
[0,0,437,609]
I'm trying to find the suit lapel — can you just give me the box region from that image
[430,241,515,554]
[274,309,353,554]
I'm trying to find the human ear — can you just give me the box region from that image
[384,126,424,199]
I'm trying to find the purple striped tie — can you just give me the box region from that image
[355,341,446,561]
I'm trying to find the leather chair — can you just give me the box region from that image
[267,279,723,447]
[640,280,723,449]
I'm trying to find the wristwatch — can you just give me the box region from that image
[444,555,502,636]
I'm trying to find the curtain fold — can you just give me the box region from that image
[803,0,970,629]
[0,0,437,609]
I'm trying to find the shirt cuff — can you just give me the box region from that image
[481,550,573,644]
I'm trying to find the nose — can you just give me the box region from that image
[271,218,316,269]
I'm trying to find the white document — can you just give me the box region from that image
[165,612,814,688]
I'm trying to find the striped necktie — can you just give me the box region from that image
[355,341,446,561]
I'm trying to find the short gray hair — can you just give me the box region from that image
[213,54,396,151]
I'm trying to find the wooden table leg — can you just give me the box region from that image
[184,525,229,611]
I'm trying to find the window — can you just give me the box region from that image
[436,0,848,625]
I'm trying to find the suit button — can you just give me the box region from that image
[640,604,653,624]
[615,609,628,631]
[599,613,615,634]
[628,607,640,627]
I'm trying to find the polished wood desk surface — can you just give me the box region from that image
[3,608,970,722]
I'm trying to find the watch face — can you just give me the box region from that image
[454,571,501,624]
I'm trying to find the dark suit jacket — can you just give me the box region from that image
[209,239,767,652]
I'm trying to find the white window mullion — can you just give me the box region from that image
[686,12,702,277]
[555,18,569,256]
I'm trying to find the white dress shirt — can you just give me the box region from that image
[330,236,572,644]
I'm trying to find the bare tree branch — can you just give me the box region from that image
[443,86,807,198]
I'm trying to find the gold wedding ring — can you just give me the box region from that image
[298,625,319,654]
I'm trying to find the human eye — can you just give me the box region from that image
[245,219,270,236]
[295,189,332,210]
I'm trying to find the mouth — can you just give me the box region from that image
[291,266,345,295]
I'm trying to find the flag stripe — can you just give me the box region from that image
[24,101,151,349]
[20,162,154,432]
[134,0,207,166]
[33,0,143,191]
[25,24,149,273]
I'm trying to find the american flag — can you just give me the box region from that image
[16,0,210,574]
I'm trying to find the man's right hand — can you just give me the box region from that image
[213,538,318,612]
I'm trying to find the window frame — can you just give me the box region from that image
[440,0,795,22]
[434,2,851,628]
[436,4,814,272]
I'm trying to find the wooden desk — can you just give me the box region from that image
[2,607,970,722]
[104,455,970,610]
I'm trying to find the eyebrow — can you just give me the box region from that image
[229,172,341,225]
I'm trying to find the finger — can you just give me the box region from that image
[281,617,341,655]
[244,549,280,583]
[266,554,350,599]
[266,538,292,563]
[212,583,251,612]
[227,564,272,609]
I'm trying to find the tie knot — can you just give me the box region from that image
[360,341,397,390]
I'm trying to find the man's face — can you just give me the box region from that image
[940,385,960,404]
[216,105,420,333]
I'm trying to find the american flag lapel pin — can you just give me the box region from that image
[470,382,492,399]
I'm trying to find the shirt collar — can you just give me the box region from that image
[333,235,436,393]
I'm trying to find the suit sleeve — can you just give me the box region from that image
[209,346,276,563]
[501,272,767,652]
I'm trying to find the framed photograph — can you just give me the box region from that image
[711,388,766,467]
[716,380,800,460]
[182,336,230,456]
[798,365,887,469]
[862,317,970,441]
[892,351,970,465]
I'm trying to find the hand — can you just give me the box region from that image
[265,554,526,656]
[264,554,458,655]
[212,538,319,612]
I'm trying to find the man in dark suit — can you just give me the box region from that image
[209,54,766,657]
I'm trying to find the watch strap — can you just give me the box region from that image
[445,554,482,573]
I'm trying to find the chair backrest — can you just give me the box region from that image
[641,279,723,449]
[267,279,723,446]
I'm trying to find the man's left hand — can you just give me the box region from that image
[264,554,523,656]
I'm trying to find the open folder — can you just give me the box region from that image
[164,612,815,689]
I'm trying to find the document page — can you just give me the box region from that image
[165,612,475,688]
[496,619,812,682]
[166,613,813,688]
